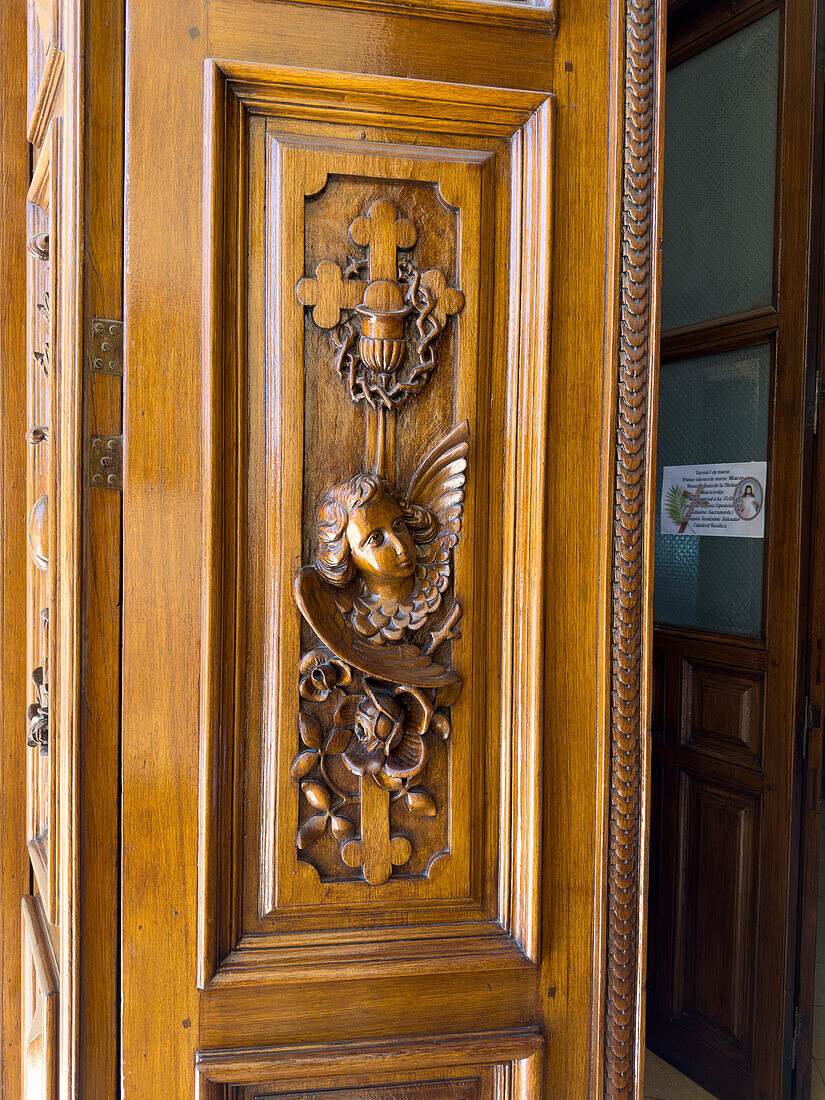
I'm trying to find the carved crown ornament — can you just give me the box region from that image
[292,197,468,886]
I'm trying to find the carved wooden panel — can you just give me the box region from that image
[287,151,471,890]
[672,771,759,1068]
[195,1028,543,1100]
[199,66,552,987]
[252,1080,480,1100]
[680,658,764,768]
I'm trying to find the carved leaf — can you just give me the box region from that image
[435,680,462,709]
[333,693,359,729]
[299,712,323,749]
[430,713,450,740]
[374,771,404,792]
[301,780,331,813]
[406,788,437,817]
[297,814,328,850]
[330,814,355,841]
[325,727,352,755]
[290,750,319,780]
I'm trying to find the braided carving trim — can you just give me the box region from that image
[605,0,656,1096]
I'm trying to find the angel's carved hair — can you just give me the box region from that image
[316,473,438,588]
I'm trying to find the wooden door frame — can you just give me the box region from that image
[792,1,825,1082]
[603,0,665,1096]
[0,2,32,1097]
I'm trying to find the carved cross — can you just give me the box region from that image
[348,199,417,282]
[296,200,417,330]
[341,775,412,886]
[295,259,366,330]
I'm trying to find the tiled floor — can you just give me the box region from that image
[643,1051,717,1099]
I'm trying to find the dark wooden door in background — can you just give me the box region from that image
[646,1,822,1098]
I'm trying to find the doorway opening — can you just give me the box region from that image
[643,0,824,1097]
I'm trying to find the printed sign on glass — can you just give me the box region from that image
[660,461,767,539]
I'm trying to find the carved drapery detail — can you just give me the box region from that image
[605,0,659,1095]
[294,197,466,886]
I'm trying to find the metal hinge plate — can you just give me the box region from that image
[90,435,123,490]
[90,318,123,376]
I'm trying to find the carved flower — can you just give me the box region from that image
[332,682,432,782]
[296,780,355,850]
[299,647,352,702]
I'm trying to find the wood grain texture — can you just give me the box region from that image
[75,0,124,1093]
[0,1,30,1094]
[247,0,557,35]
[604,0,664,1096]
[195,1027,543,1099]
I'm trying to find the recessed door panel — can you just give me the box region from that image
[198,65,552,990]
[673,771,759,1065]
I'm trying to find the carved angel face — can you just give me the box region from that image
[346,495,417,588]
[315,473,437,600]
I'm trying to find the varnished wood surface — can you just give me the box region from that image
[0,0,662,1093]
[113,2,661,1098]
[0,1,31,1095]
[75,0,124,1094]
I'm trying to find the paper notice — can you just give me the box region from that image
[660,461,767,539]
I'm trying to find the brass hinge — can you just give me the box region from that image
[89,435,123,490]
[90,317,123,376]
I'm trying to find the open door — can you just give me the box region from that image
[117,0,664,1094]
[646,0,822,1097]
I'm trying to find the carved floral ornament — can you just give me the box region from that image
[292,197,467,886]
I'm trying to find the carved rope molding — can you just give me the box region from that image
[605,0,660,1096]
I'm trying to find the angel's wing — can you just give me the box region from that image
[406,419,469,543]
[294,568,458,687]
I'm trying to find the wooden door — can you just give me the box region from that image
[118,0,663,1096]
[8,0,125,1095]
[645,1,822,1097]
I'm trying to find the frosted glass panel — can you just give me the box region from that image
[653,345,770,636]
[661,12,779,330]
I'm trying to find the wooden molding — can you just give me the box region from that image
[660,306,778,362]
[238,0,556,36]
[27,138,51,212]
[27,42,64,148]
[199,63,552,989]
[603,0,664,1096]
[21,895,58,1098]
[195,1027,544,1096]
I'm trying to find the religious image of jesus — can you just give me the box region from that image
[733,478,763,521]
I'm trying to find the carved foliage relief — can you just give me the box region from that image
[292,179,467,887]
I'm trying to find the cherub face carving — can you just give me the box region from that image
[316,474,437,604]
[346,496,417,594]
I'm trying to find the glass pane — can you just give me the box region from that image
[653,344,771,636]
[661,11,780,330]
